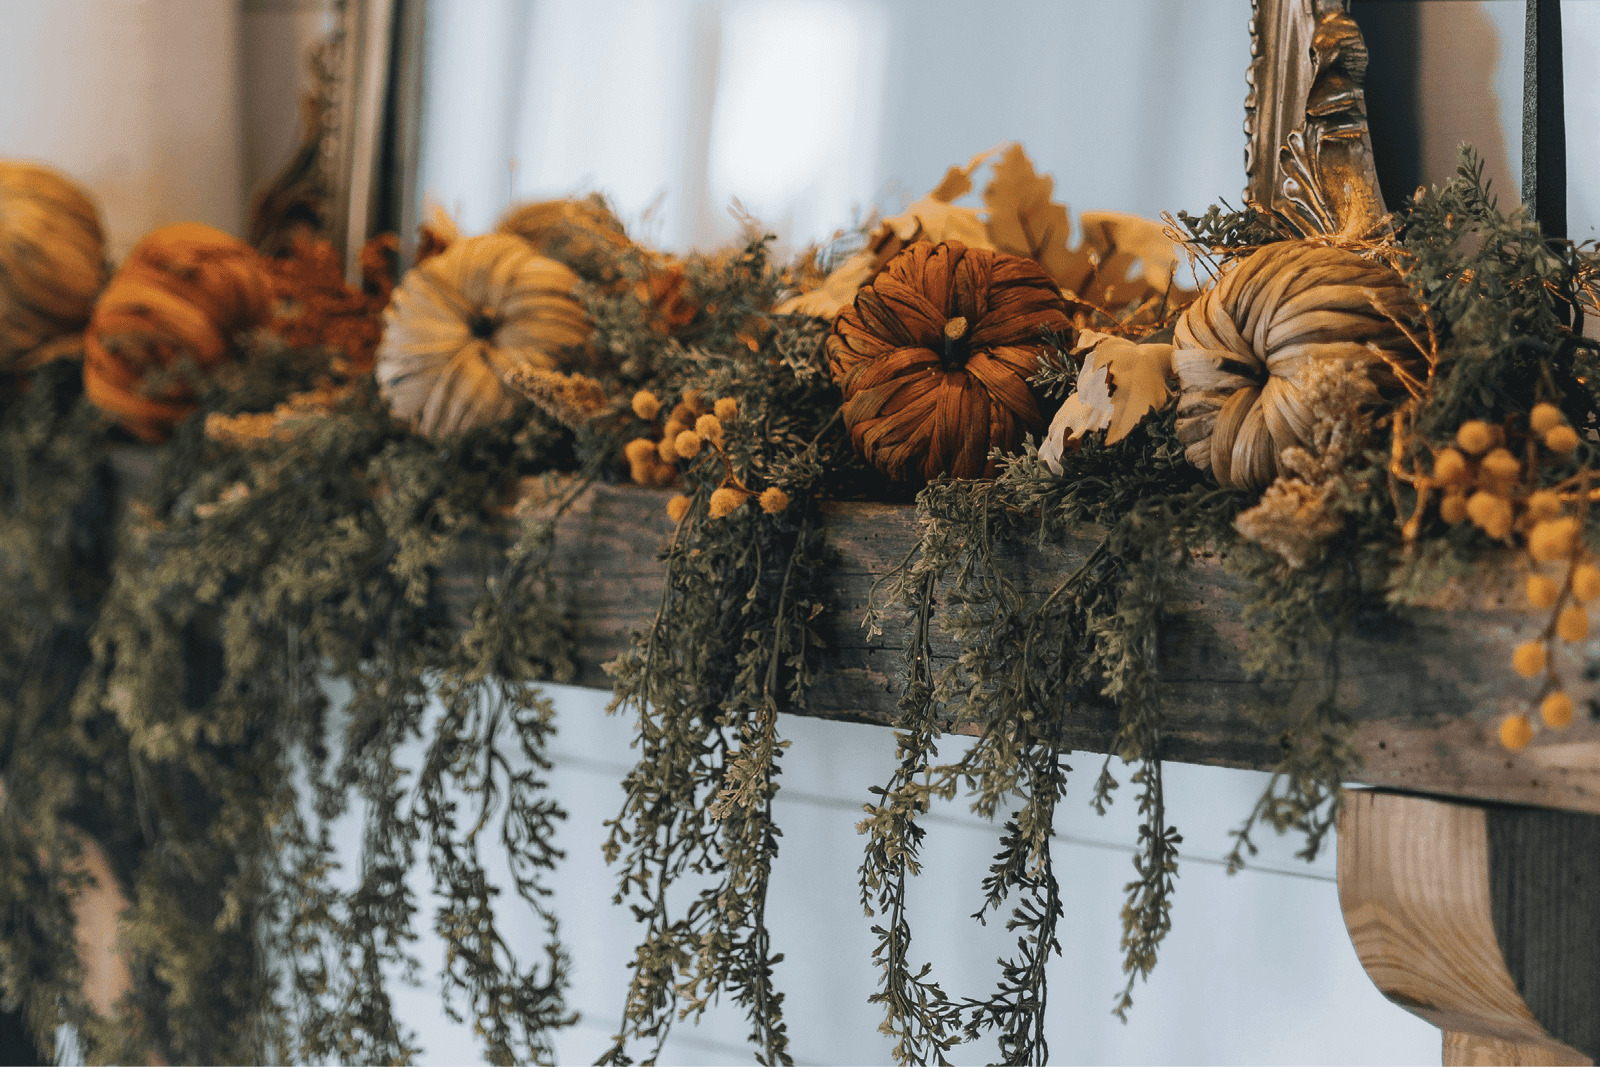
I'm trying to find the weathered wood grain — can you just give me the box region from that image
[105,448,1600,815]
[1338,790,1599,1064]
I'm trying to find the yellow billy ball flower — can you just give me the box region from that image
[759,487,790,514]
[675,429,704,459]
[1513,641,1547,677]
[1574,563,1600,602]
[1541,690,1575,728]
[1433,448,1471,486]
[666,494,692,523]
[714,397,738,422]
[709,486,744,518]
[1480,447,1521,481]
[1439,492,1469,524]
[1558,603,1590,642]
[1526,489,1563,520]
[657,437,680,466]
[624,437,658,464]
[695,413,724,447]
[1466,491,1513,540]
[1527,574,1561,609]
[1531,402,1564,434]
[1500,713,1534,750]
[632,390,662,421]
[1457,420,1495,455]
[1529,516,1580,562]
[1545,424,1580,453]
[682,388,706,413]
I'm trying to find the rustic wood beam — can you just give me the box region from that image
[1338,790,1599,1064]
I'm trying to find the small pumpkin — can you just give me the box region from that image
[827,240,1073,481]
[0,161,108,372]
[497,195,634,290]
[1172,240,1422,490]
[84,223,274,443]
[376,233,590,439]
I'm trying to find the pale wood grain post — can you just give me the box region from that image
[1338,789,1600,1065]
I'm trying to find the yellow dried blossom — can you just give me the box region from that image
[709,486,744,518]
[1574,563,1600,601]
[1439,492,1468,524]
[682,388,706,414]
[714,397,738,421]
[1541,691,1574,728]
[1433,448,1471,486]
[759,487,789,514]
[695,413,724,447]
[1558,603,1589,642]
[1531,403,1564,433]
[1480,448,1520,481]
[1500,713,1534,750]
[1466,491,1513,539]
[1545,424,1580,453]
[1527,489,1563,520]
[632,390,662,421]
[1529,516,1580,562]
[675,429,704,458]
[1456,420,1494,456]
[624,438,658,464]
[666,494,692,523]
[657,437,680,465]
[1513,641,1547,677]
[1527,574,1561,609]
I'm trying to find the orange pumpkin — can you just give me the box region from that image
[0,161,108,372]
[84,223,274,442]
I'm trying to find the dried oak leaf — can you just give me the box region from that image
[982,143,1188,309]
[827,240,1072,482]
[1040,331,1174,472]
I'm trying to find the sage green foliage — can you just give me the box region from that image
[0,334,580,1063]
[0,357,117,1061]
[599,236,854,1066]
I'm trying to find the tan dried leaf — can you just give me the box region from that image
[1040,331,1173,472]
[981,145,1188,308]
[982,143,1075,283]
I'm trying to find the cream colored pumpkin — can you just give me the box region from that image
[1172,240,1422,491]
[0,161,108,371]
[376,233,590,439]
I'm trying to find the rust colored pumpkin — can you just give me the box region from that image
[827,240,1073,481]
[0,161,108,372]
[84,223,275,442]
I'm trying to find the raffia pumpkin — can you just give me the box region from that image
[0,161,108,371]
[1172,240,1422,490]
[376,233,590,439]
[84,223,274,443]
[827,240,1073,481]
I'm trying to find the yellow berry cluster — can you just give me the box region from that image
[1427,405,1592,749]
[626,389,790,524]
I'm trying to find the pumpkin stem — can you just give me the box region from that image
[467,307,501,340]
[940,316,970,370]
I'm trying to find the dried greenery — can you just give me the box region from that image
[598,236,857,1066]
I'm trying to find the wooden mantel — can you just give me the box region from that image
[514,477,1600,817]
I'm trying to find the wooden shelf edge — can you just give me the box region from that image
[104,447,1600,815]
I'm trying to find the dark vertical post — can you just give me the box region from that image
[1523,0,1566,240]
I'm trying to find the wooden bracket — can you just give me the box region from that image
[1339,789,1600,1064]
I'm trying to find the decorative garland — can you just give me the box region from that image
[0,145,1596,1067]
